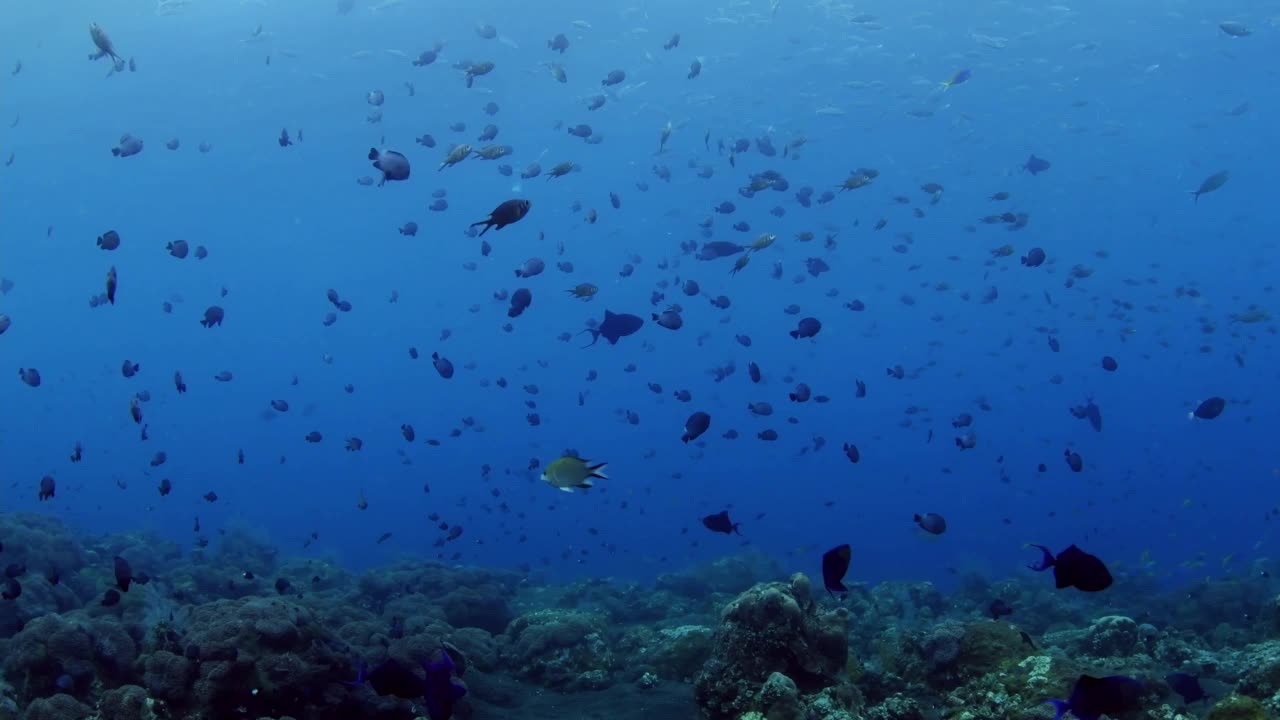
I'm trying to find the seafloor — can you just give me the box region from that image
[0,512,1273,720]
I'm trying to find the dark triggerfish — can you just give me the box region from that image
[582,310,643,346]
[821,544,851,597]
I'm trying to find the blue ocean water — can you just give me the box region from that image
[1,0,1273,595]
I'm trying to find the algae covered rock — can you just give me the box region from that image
[500,609,615,690]
[1084,615,1141,657]
[19,693,92,720]
[693,575,852,720]
[1207,694,1268,720]
[96,685,151,720]
[649,624,714,680]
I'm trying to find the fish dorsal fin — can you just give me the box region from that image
[603,310,615,320]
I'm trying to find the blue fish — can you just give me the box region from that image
[1049,674,1143,720]
[1023,154,1051,175]
[423,646,468,720]
[941,68,971,90]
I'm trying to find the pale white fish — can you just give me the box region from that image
[384,49,409,58]
[498,35,520,50]
[571,20,592,29]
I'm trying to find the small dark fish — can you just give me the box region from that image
[1064,449,1083,472]
[1022,154,1051,175]
[105,266,118,304]
[111,133,143,157]
[1049,675,1143,720]
[790,317,822,339]
[1101,356,1118,372]
[97,230,121,250]
[113,555,133,592]
[200,306,224,328]
[701,510,740,535]
[1188,170,1230,202]
[697,241,744,260]
[432,352,455,379]
[1192,396,1225,420]
[278,128,293,147]
[913,512,946,535]
[988,598,1013,619]
[38,475,54,500]
[100,589,120,606]
[470,199,531,236]
[682,411,711,443]
[508,288,533,318]
[1021,247,1046,267]
[821,544,851,597]
[368,148,410,186]
[1219,21,1251,37]
[601,69,626,86]
[1027,544,1112,592]
[842,443,859,463]
[167,239,189,259]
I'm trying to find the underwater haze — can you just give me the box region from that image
[0,0,1277,719]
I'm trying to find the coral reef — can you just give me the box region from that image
[0,513,1275,719]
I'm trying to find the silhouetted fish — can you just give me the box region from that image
[1049,675,1143,720]
[582,310,643,346]
[1027,544,1112,592]
[1023,154,1051,175]
[701,510,741,535]
[821,544,851,597]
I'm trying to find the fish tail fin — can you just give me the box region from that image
[578,329,600,348]
[367,147,378,160]
[587,462,608,480]
[733,523,742,535]
[1027,544,1055,572]
[1187,190,1199,203]
[1047,699,1069,720]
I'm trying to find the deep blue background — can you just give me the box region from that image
[1,0,1274,590]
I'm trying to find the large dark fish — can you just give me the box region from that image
[821,544,851,597]
[1028,544,1112,592]
[1049,675,1143,720]
[582,310,643,346]
[701,510,740,535]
